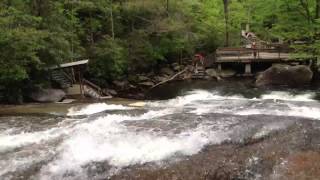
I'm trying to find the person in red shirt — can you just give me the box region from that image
[193,53,205,73]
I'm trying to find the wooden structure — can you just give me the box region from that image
[216,47,290,63]
[50,60,111,99]
[213,29,315,75]
[214,47,309,75]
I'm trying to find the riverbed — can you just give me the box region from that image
[1,81,320,179]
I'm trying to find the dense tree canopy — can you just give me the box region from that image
[0,0,319,102]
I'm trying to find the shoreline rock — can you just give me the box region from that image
[29,88,66,103]
[256,64,313,87]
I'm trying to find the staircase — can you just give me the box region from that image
[82,79,112,99]
[51,70,111,99]
[192,66,206,79]
[241,30,274,49]
[51,70,73,89]
[83,85,102,99]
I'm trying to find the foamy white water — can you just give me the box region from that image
[147,90,245,108]
[67,103,134,116]
[38,109,230,179]
[261,91,315,102]
[1,88,320,179]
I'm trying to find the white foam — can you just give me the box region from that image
[67,103,133,116]
[148,90,245,108]
[235,105,320,119]
[0,118,81,152]
[38,112,229,179]
[253,122,289,139]
[0,148,51,177]
[0,127,68,153]
[261,91,315,102]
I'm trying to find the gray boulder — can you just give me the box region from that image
[154,76,168,82]
[206,68,218,78]
[137,75,150,82]
[160,67,175,76]
[256,64,313,87]
[139,81,155,87]
[171,63,181,71]
[218,69,236,78]
[30,88,66,103]
[113,80,129,89]
[105,89,118,96]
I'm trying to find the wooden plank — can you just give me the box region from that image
[49,59,89,70]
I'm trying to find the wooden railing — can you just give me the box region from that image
[216,47,290,61]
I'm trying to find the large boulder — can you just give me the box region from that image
[256,64,313,87]
[30,88,65,103]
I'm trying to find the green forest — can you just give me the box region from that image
[1,0,320,103]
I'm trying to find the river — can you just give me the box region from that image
[1,81,320,180]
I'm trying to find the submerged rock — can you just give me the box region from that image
[30,88,65,103]
[256,64,313,87]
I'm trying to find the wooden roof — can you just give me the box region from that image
[50,59,89,70]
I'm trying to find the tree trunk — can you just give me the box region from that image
[110,0,115,40]
[166,0,169,16]
[316,0,320,19]
[223,0,230,47]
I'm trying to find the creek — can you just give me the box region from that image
[1,81,320,179]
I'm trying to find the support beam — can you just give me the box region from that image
[244,63,252,75]
[218,64,222,71]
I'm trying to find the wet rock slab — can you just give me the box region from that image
[111,120,320,180]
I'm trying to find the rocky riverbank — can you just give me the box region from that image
[107,63,314,100]
[105,62,237,100]
[1,63,315,104]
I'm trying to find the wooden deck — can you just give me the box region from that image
[216,47,291,63]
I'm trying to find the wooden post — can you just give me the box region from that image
[218,64,222,72]
[78,67,84,98]
[245,63,252,75]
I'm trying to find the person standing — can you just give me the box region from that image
[252,41,257,58]
[193,53,205,73]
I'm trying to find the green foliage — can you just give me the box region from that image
[89,38,128,80]
[1,0,320,103]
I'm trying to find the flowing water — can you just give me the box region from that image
[1,82,320,179]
